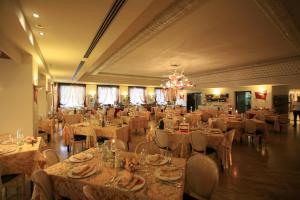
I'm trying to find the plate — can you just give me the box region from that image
[0,140,13,145]
[0,146,17,155]
[145,155,168,166]
[154,167,182,182]
[69,153,93,163]
[67,167,97,179]
[115,174,145,192]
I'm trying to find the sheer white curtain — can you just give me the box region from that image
[98,86,119,105]
[129,87,145,105]
[176,95,186,106]
[155,89,167,105]
[60,85,85,108]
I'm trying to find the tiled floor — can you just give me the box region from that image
[5,118,300,199]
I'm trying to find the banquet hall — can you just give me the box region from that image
[1,0,300,199]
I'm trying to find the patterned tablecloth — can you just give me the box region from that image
[33,148,186,200]
[121,116,148,132]
[167,130,224,160]
[38,118,55,136]
[0,137,45,176]
[62,124,130,146]
[93,125,130,144]
[137,111,151,121]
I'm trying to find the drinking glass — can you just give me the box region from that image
[16,129,24,146]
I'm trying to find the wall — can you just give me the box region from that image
[37,74,48,118]
[0,57,35,136]
[198,85,273,110]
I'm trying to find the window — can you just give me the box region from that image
[129,87,145,105]
[98,86,119,105]
[59,84,85,108]
[176,94,186,106]
[155,88,167,105]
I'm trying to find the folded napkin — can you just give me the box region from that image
[148,154,164,163]
[160,166,181,178]
[72,153,88,160]
[118,171,141,190]
[72,164,92,176]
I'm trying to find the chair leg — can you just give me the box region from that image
[229,148,232,166]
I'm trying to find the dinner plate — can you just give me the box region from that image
[67,167,97,179]
[145,155,168,166]
[0,146,17,155]
[69,153,93,163]
[115,174,145,192]
[0,140,13,145]
[154,167,182,182]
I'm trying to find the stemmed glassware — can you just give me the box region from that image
[16,129,24,146]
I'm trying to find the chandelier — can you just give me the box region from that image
[160,68,195,89]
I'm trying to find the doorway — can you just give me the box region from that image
[187,93,201,112]
[235,91,251,113]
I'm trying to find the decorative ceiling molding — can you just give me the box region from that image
[79,73,162,86]
[95,72,163,80]
[189,56,300,77]
[192,56,300,87]
[254,0,300,54]
[92,0,206,75]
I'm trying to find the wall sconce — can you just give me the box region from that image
[88,91,96,97]
[148,92,154,97]
[212,88,221,95]
[121,92,128,96]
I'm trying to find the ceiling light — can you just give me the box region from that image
[39,32,45,36]
[33,13,39,18]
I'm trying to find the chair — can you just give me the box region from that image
[105,139,127,151]
[214,119,227,132]
[83,185,131,200]
[201,112,211,122]
[154,129,169,152]
[191,130,207,154]
[185,154,219,200]
[107,108,115,121]
[0,164,25,200]
[31,170,54,200]
[244,119,261,144]
[278,114,289,133]
[222,129,235,169]
[134,141,161,155]
[42,149,60,168]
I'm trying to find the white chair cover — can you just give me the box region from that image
[185,154,219,199]
[245,119,256,134]
[43,149,60,168]
[191,130,207,153]
[222,129,235,169]
[154,129,168,149]
[214,118,227,132]
[31,170,54,200]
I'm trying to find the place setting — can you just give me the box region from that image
[69,152,94,163]
[67,163,97,179]
[145,154,169,166]
[0,145,17,155]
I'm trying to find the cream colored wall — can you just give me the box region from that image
[0,57,35,136]
[198,85,273,110]
[37,74,48,118]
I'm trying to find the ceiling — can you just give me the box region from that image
[0,0,300,87]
